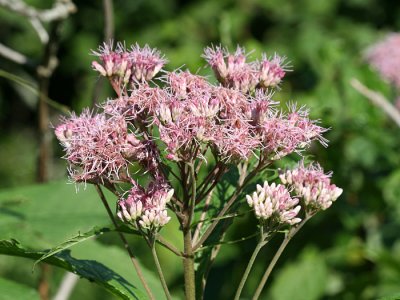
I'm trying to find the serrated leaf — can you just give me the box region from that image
[0,181,112,248]
[0,182,172,299]
[0,277,40,300]
[33,226,111,269]
[0,239,147,300]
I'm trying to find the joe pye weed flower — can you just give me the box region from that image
[55,41,342,300]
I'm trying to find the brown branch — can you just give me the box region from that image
[37,20,63,182]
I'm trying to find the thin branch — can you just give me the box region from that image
[0,0,77,22]
[151,243,172,300]
[92,0,114,106]
[0,43,30,65]
[95,185,155,300]
[52,272,79,300]
[29,18,49,43]
[351,78,400,127]
[187,163,197,227]
[252,215,312,300]
[157,235,183,257]
[103,0,114,41]
[194,232,258,252]
[37,20,63,182]
[234,230,269,300]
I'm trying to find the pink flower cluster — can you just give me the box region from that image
[364,33,400,89]
[55,41,333,230]
[54,109,160,183]
[203,46,289,92]
[92,42,167,95]
[246,182,301,225]
[117,180,174,230]
[55,110,141,182]
[279,162,343,211]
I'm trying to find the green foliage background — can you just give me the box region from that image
[1,0,400,299]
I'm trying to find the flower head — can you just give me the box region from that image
[203,46,258,93]
[129,43,167,82]
[258,105,327,160]
[117,180,174,230]
[279,162,343,211]
[91,42,132,88]
[91,42,167,95]
[203,46,290,93]
[258,53,289,89]
[54,110,140,182]
[246,181,301,225]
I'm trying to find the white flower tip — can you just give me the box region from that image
[166,189,174,203]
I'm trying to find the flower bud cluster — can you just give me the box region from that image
[203,46,289,93]
[247,162,343,226]
[279,162,343,211]
[246,182,301,225]
[117,180,174,230]
[92,42,167,93]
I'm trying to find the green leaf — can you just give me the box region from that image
[33,226,111,269]
[268,248,328,300]
[0,182,171,299]
[0,277,40,300]
[0,181,112,248]
[0,239,147,300]
[378,293,400,300]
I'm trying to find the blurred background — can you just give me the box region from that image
[1,0,400,299]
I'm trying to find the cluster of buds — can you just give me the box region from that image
[364,33,400,89]
[247,162,342,226]
[246,182,301,225]
[279,162,343,211]
[92,42,167,94]
[117,181,174,230]
[203,46,289,93]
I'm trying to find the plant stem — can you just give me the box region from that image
[252,216,311,300]
[188,163,196,225]
[234,231,268,300]
[151,241,172,300]
[157,235,183,257]
[182,162,196,300]
[94,185,154,300]
[183,228,196,300]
